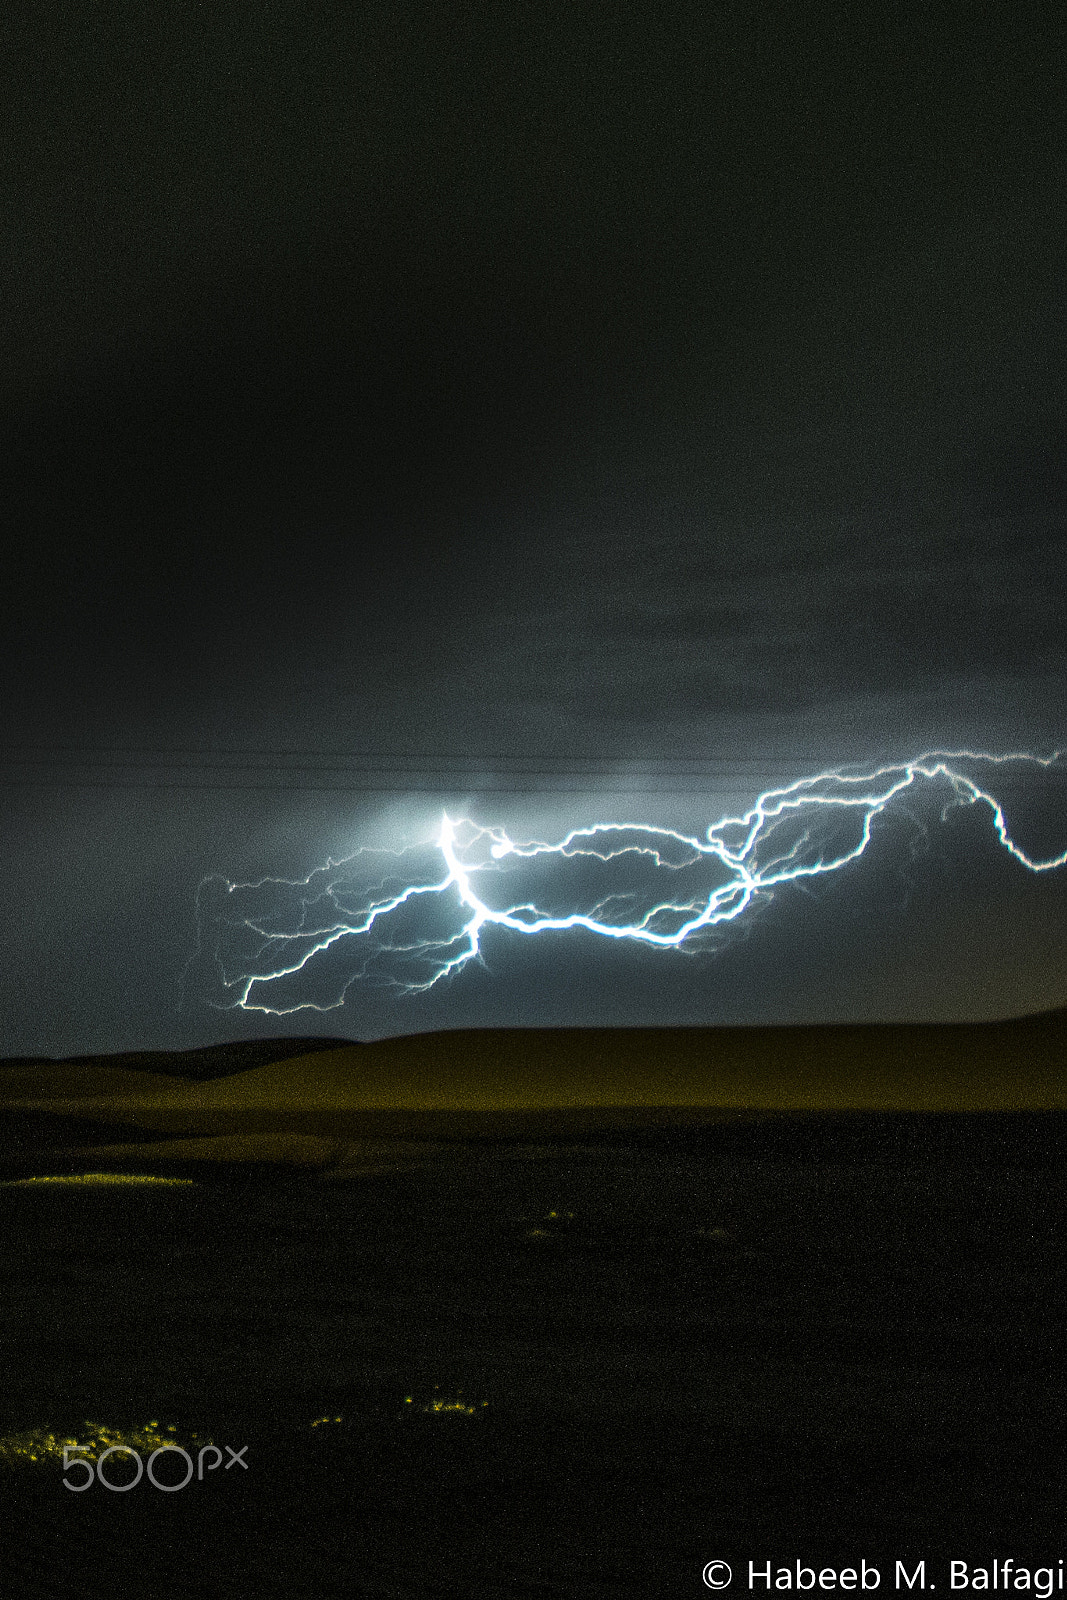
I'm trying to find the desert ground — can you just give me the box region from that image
[2,1019,1066,1597]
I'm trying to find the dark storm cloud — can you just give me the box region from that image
[967,426,1067,524]
[0,284,620,744]
[4,5,1065,760]
[575,525,1067,717]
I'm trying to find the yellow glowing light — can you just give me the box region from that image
[3,1173,195,1187]
[0,1419,208,1468]
[407,1387,488,1417]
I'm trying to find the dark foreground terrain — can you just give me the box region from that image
[3,1113,1067,1597]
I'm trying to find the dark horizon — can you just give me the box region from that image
[7,993,1067,1071]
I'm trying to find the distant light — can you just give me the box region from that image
[3,1173,195,1187]
[0,1419,207,1467]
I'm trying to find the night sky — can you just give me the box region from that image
[2,7,1066,1054]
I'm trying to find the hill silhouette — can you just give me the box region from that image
[0,1035,345,1081]
[1,1008,1066,1170]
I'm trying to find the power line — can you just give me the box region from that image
[0,746,827,768]
[0,778,777,793]
[2,748,1061,793]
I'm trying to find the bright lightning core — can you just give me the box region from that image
[188,750,1067,1016]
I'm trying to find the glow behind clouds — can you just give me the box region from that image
[187,749,1067,1017]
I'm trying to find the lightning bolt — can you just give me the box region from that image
[186,749,1067,1015]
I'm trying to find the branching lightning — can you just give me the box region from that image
[187,750,1067,1015]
